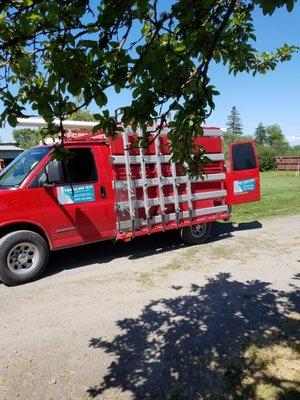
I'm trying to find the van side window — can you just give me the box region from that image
[232,143,257,171]
[63,148,97,183]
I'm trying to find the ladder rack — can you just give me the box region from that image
[110,125,227,233]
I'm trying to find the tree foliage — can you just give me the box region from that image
[69,109,95,122]
[254,122,267,145]
[256,145,277,171]
[290,145,300,155]
[12,128,42,149]
[266,124,290,155]
[226,106,243,135]
[254,124,291,170]
[0,0,298,174]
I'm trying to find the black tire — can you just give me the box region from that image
[0,230,49,286]
[180,222,212,245]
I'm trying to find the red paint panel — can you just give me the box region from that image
[194,137,222,153]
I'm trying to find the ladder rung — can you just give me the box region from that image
[118,205,229,231]
[114,173,226,189]
[116,190,227,211]
[110,153,224,164]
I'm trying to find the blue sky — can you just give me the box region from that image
[206,3,300,144]
[1,1,299,144]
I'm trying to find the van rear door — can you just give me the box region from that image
[226,141,260,205]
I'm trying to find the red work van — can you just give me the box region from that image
[0,120,260,285]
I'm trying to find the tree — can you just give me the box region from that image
[266,124,290,155]
[69,95,95,121]
[226,106,243,135]
[0,1,298,175]
[69,109,95,122]
[291,145,300,155]
[12,128,42,149]
[254,123,267,145]
[257,145,277,171]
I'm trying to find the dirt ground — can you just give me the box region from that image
[0,215,299,400]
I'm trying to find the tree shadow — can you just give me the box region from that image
[45,221,262,278]
[88,273,299,400]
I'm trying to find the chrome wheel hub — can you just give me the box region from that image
[191,223,207,238]
[18,253,28,263]
[7,242,39,275]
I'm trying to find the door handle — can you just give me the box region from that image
[100,186,107,199]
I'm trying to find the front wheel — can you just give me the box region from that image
[180,222,212,245]
[0,230,49,286]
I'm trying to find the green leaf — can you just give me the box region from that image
[95,92,107,107]
[7,114,17,127]
[78,40,97,48]
[286,0,294,12]
[174,44,186,52]
[115,85,121,94]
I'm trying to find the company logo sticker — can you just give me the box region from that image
[234,178,255,194]
[57,184,95,205]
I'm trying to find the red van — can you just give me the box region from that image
[0,120,260,285]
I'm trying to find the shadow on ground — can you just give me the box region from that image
[46,221,262,278]
[88,273,299,400]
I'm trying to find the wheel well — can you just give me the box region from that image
[0,223,50,247]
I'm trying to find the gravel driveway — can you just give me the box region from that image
[0,215,299,400]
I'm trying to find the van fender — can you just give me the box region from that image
[0,219,53,250]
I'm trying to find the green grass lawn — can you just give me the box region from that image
[232,171,300,222]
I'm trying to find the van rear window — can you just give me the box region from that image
[232,143,257,171]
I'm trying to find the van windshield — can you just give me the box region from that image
[0,147,50,188]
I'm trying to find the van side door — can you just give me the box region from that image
[39,145,116,249]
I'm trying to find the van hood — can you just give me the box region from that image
[0,187,43,225]
[0,187,17,193]
[0,187,18,209]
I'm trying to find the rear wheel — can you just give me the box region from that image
[0,230,49,286]
[180,222,212,245]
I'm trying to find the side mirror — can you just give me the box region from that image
[45,160,64,185]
